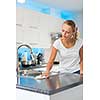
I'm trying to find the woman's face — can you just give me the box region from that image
[61,24,73,39]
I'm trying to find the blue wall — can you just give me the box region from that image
[18,48,44,61]
[16,0,74,20]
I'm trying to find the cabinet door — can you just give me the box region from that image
[16,8,24,24]
[39,13,64,48]
[39,14,51,48]
[49,16,64,32]
[16,25,24,43]
[24,9,39,27]
[16,8,24,43]
[39,30,51,48]
[23,27,39,45]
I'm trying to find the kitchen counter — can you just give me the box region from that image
[16,73,83,95]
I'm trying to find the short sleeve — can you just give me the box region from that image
[78,38,83,49]
[53,39,60,50]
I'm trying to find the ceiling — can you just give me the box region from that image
[32,0,83,12]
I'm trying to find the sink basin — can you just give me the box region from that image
[18,69,42,77]
[17,68,59,79]
[27,70,42,77]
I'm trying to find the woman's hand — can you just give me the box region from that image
[41,71,50,78]
[80,73,83,80]
[80,70,83,75]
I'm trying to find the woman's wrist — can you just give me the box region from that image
[45,69,50,74]
[80,70,83,75]
[80,62,83,74]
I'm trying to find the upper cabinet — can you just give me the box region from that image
[16,8,24,25]
[39,14,51,47]
[39,13,63,33]
[16,24,24,43]
[23,26,39,45]
[38,13,63,48]
[24,9,40,28]
[16,7,64,47]
[50,16,64,32]
[16,8,24,43]
[16,8,40,27]
[23,9,40,45]
[16,8,40,44]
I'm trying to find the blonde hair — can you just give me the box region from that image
[63,20,78,41]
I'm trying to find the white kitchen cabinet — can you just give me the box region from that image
[23,9,40,44]
[16,7,64,47]
[39,13,63,33]
[16,7,24,25]
[39,14,51,48]
[49,16,64,32]
[51,85,83,100]
[16,24,24,43]
[16,85,82,100]
[24,9,40,28]
[16,8,39,27]
[38,13,63,48]
[16,8,24,43]
[16,8,40,44]
[23,26,39,45]
[16,89,50,100]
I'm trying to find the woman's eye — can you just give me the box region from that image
[62,29,65,32]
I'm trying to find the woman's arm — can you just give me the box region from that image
[42,47,57,78]
[79,46,83,74]
[46,47,57,73]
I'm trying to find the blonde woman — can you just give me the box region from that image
[43,20,83,78]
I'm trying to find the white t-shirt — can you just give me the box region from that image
[52,38,83,73]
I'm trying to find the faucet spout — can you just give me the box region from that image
[17,44,32,53]
[17,44,36,69]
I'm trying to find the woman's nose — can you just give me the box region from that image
[63,32,67,35]
[63,32,66,36]
[62,32,65,36]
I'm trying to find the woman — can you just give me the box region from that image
[43,20,83,78]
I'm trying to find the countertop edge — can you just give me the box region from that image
[16,81,83,95]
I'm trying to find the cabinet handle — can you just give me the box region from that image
[16,24,23,27]
[29,26,38,29]
[29,43,38,45]
[16,42,23,44]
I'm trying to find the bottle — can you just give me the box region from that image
[24,51,28,62]
[22,51,27,65]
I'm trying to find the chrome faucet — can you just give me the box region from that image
[17,44,36,71]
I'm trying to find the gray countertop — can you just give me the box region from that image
[16,73,83,95]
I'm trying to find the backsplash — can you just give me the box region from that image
[17,47,60,63]
[18,47,44,61]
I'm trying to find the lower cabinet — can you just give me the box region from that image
[16,89,50,100]
[51,85,83,100]
[16,85,83,100]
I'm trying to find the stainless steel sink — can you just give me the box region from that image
[18,69,42,77]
